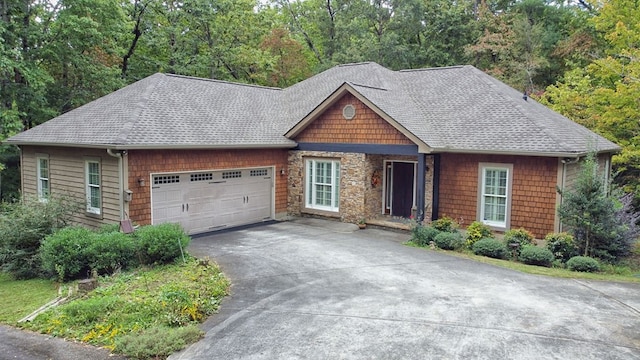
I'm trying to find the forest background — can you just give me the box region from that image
[1,0,638,207]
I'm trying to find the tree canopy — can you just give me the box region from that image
[1,0,637,203]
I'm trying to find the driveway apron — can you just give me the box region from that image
[171,219,640,359]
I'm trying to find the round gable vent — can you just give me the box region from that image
[342,104,356,120]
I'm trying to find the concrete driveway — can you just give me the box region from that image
[171,218,640,359]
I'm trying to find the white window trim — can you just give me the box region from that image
[36,155,49,202]
[85,159,102,215]
[477,163,513,230]
[305,158,340,212]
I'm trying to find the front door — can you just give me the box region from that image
[390,162,415,218]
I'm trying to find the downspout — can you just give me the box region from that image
[431,154,440,221]
[106,149,125,220]
[559,157,580,232]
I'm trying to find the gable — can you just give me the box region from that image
[293,93,415,146]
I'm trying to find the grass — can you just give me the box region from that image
[9,257,229,359]
[0,272,58,323]
[408,241,640,283]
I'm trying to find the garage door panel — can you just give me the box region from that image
[152,168,274,234]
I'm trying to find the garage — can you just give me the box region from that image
[151,167,274,234]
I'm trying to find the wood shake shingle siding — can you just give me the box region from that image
[127,149,288,226]
[21,146,122,228]
[438,154,557,238]
[295,94,414,145]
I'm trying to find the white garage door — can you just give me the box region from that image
[151,167,273,234]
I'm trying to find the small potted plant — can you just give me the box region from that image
[358,218,367,229]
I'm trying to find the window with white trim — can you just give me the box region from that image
[85,160,101,215]
[480,165,512,228]
[36,156,50,201]
[305,159,340,212]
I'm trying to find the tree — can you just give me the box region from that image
[542,0,640,206]
[557,154,638,262]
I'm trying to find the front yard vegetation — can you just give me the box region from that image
[0,197,229,359]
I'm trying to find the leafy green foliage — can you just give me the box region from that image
[0,197,79,279]
[472,238,508,259]
[567,256,601,273]
[410,225,440,247]
[134,223,190,265]
[87,232,138,276]
[433,231,463,250]
[22,258,229,357]
[114,325,203,360]
[431,216,459,233]
[503,228,534,255]
[557,153,639,262]
[519,246,554,267]
[40,227,95,281]
[465,221,494,248]
[541,0,640,207]
[545,232,579,263]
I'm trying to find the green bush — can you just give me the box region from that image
[567,256,601,272]
[134,223,190,265]
[519,246,554,267]
[472,238,507,259]
[87,232,138,275]
[410,225,441,247]
[433,231,463,250]
[431,216,459,233]
[114,325,203,360]
[545,232,579,262]
[465,221,493,248]
[97,222,121,234]
[40,227,94,281]
[503,228,534,255]
[0,197,79,279]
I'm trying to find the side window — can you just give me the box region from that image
[479,164,512,229]
[85,159,101,215]
[36,156,50,201]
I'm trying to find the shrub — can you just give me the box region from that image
[545,232,578,262]
[114,325,203,360]
[0,196,79,279]
[40,227,94,281]
[472,238,507,259]
[97,223,121,234]
[433,231,463,250]
[134,223,190,265]
[566,256,601,273]
[519,246,554,267]
[431,216,459,233]
[87,232,138,275]
[503,228,534,255]
[465,221,493,248]
[410,225,441,247]
[557,153,640,263]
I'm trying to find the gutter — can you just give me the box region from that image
[3,141,298,150]
[106,149,126,220]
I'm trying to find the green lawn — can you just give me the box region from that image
[0,272,58,323]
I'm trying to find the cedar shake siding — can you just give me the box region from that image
[438,153,558,239]
[20,146,121,228]
[295,94,415,145]
[127,149,289,226]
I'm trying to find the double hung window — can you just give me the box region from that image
[305,159,340,212]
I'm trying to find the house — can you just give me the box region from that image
[5,62,619,238]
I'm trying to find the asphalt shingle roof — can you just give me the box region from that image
[6,62,620,155]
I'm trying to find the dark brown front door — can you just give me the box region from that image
[391,162,414,218]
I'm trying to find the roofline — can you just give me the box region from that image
[284,83,432,153]
[428,147,621,158]
[6,141,297,150]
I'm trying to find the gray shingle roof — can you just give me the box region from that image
[7,62,620,155]
[7,73,295,149]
